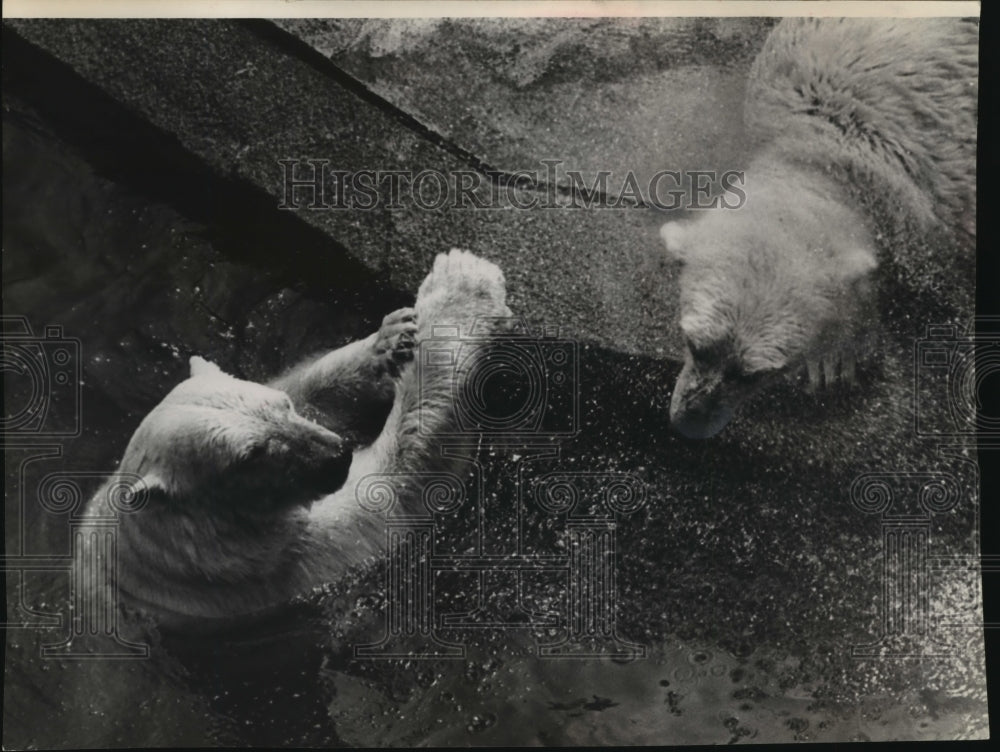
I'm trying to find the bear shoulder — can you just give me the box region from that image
[745,17,977,243]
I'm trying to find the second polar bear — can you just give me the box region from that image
[659,18,978,438]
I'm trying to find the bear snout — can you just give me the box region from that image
[670,403,734,440]
[315,451,353,493]
[669,361,736,439]
[288,423,353,493]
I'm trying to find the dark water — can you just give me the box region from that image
[2,93,989,748]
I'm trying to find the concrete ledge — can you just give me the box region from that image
[6,18,683,359]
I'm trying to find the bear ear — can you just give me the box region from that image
[839,246,878,283]
[137,473,168,497]
[189,355,224,378]
[659,221,690,262]
[112,473,168,513]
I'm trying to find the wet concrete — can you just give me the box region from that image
[2,17,988,747]
[274,18,773,190]
[5,18,693,360]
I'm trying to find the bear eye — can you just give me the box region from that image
[686,336,722,363]
[272,394,295,413]
[238,441,268,463]
[725,363,763,385]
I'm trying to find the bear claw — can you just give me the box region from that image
[804,349,857,392]
[374,307,418,375]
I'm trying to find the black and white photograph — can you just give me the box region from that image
[2,1,992,746]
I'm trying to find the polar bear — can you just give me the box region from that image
[78,249,511,631]
[659,18,978,438]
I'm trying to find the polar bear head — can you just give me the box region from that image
[659,170,877,438]
[119,356,353,514]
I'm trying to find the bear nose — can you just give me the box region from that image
[315,428,347,455]
[299,426,353,492]
[669,360,735,439]
[317,450,352,492]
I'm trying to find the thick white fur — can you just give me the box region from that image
[659,18,977,437]
[81,250,510,628]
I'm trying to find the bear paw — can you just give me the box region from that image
[415,249,509,328]
[373,307,417,377]
[804,348,857,392]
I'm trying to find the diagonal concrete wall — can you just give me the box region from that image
[6,18,710,360]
